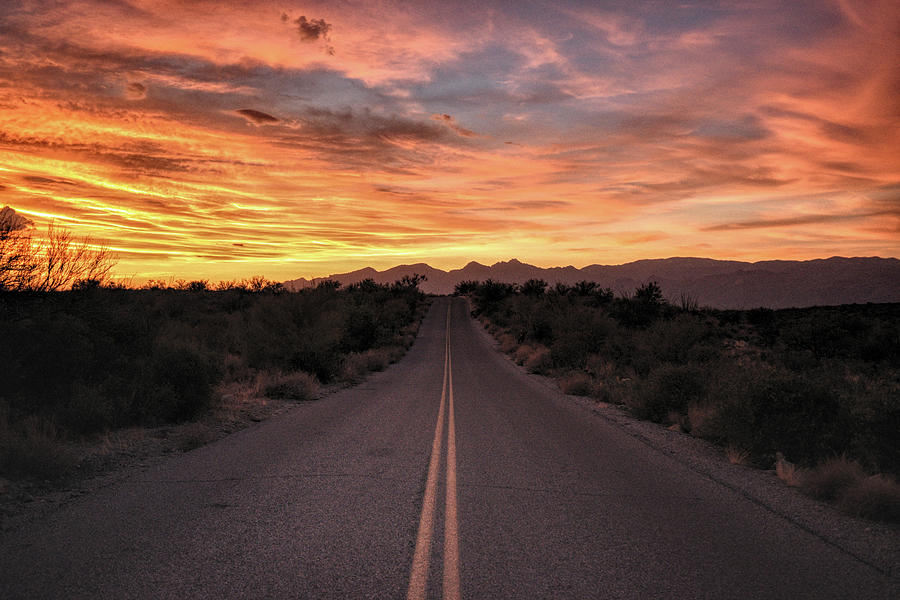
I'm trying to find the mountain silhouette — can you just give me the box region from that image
[283,256,900,309]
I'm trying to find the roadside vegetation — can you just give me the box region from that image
[1,277,427,482]
[458,279,900,523]
[1,207,428,483]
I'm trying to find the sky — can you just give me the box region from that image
[0,0,898,281]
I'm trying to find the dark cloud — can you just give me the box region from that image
[271,107,450,174]
[431,114,476,137]
[0,206,34,231]
[294,16,331,41]
[236,108,279,124]
[24,175,77,185]
[287,15,334,54]
[125,81,146,99]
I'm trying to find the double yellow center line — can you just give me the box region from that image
[407,305,461,600]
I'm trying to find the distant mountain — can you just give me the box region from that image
[283,256,900,309]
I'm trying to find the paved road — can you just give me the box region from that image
[1,297,896,598]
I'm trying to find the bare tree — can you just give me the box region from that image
[0,207,116,291]
[0,206,40,291]
[32,224,115,291]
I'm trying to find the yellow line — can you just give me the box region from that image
[406,306,451,600]
[443,329,461,600]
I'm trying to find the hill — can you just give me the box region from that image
[283,256,900,309]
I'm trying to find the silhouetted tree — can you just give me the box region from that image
[1,209,115,291]
[519,278,547,296]
[454,280,479,295]
[393,273,426,291]
[574,280,597,296]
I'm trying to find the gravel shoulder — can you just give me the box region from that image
[0,389,316,531]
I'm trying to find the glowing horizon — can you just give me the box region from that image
[1,0,897,282]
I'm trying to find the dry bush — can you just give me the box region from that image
[837,474,900,523]
[559,372,592,396]
[342,347,402,382]
[514,344,535,365]
[524,346,551,374]
[260,370,319,401]
[0,415,78,480]
[498,332,518,354]
[633,363,707,422]
[801,456,866,501]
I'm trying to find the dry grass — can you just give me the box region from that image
[775,452,804,487]
[687,403,718,438]
[559,372,592,396]
[260,370,319,401]
[837,474,900,523]
[524,346,551,374]
[725,445,750,466]
[585,354,616,379]
[341,347,403,382]
[801,456,866,501]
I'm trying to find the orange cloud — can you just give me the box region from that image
[0,0,896,282]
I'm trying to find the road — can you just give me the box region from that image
[1,297,896,598]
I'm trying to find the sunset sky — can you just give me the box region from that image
[1,0,898,281]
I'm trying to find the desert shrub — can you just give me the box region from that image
[559,372,592,396]
[611,281,669,328]
[0,276,426,480]
[647,314,717,364]
[467,280,899,517]
[498,332,518,354]
[801,456,866,501]
[344,305,379,352]
[341,347,400,382]
[514,344,535,365]
[585,354,615,380]
[706,366,846,466]
[845,375,900,475]
[61,383,117,435]
[524,346,551,373]
[142,344,221,422]
[519,278,547,296]
[837,474,900,523]
[262,370,319,401]
[633,363,708,423]
[548,309,614,369]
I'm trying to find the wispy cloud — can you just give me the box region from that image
[236,109,280,124]
[0,0,896,279]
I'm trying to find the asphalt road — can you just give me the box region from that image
[1,297,896,598]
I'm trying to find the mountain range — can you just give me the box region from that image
[283,256,900,309]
